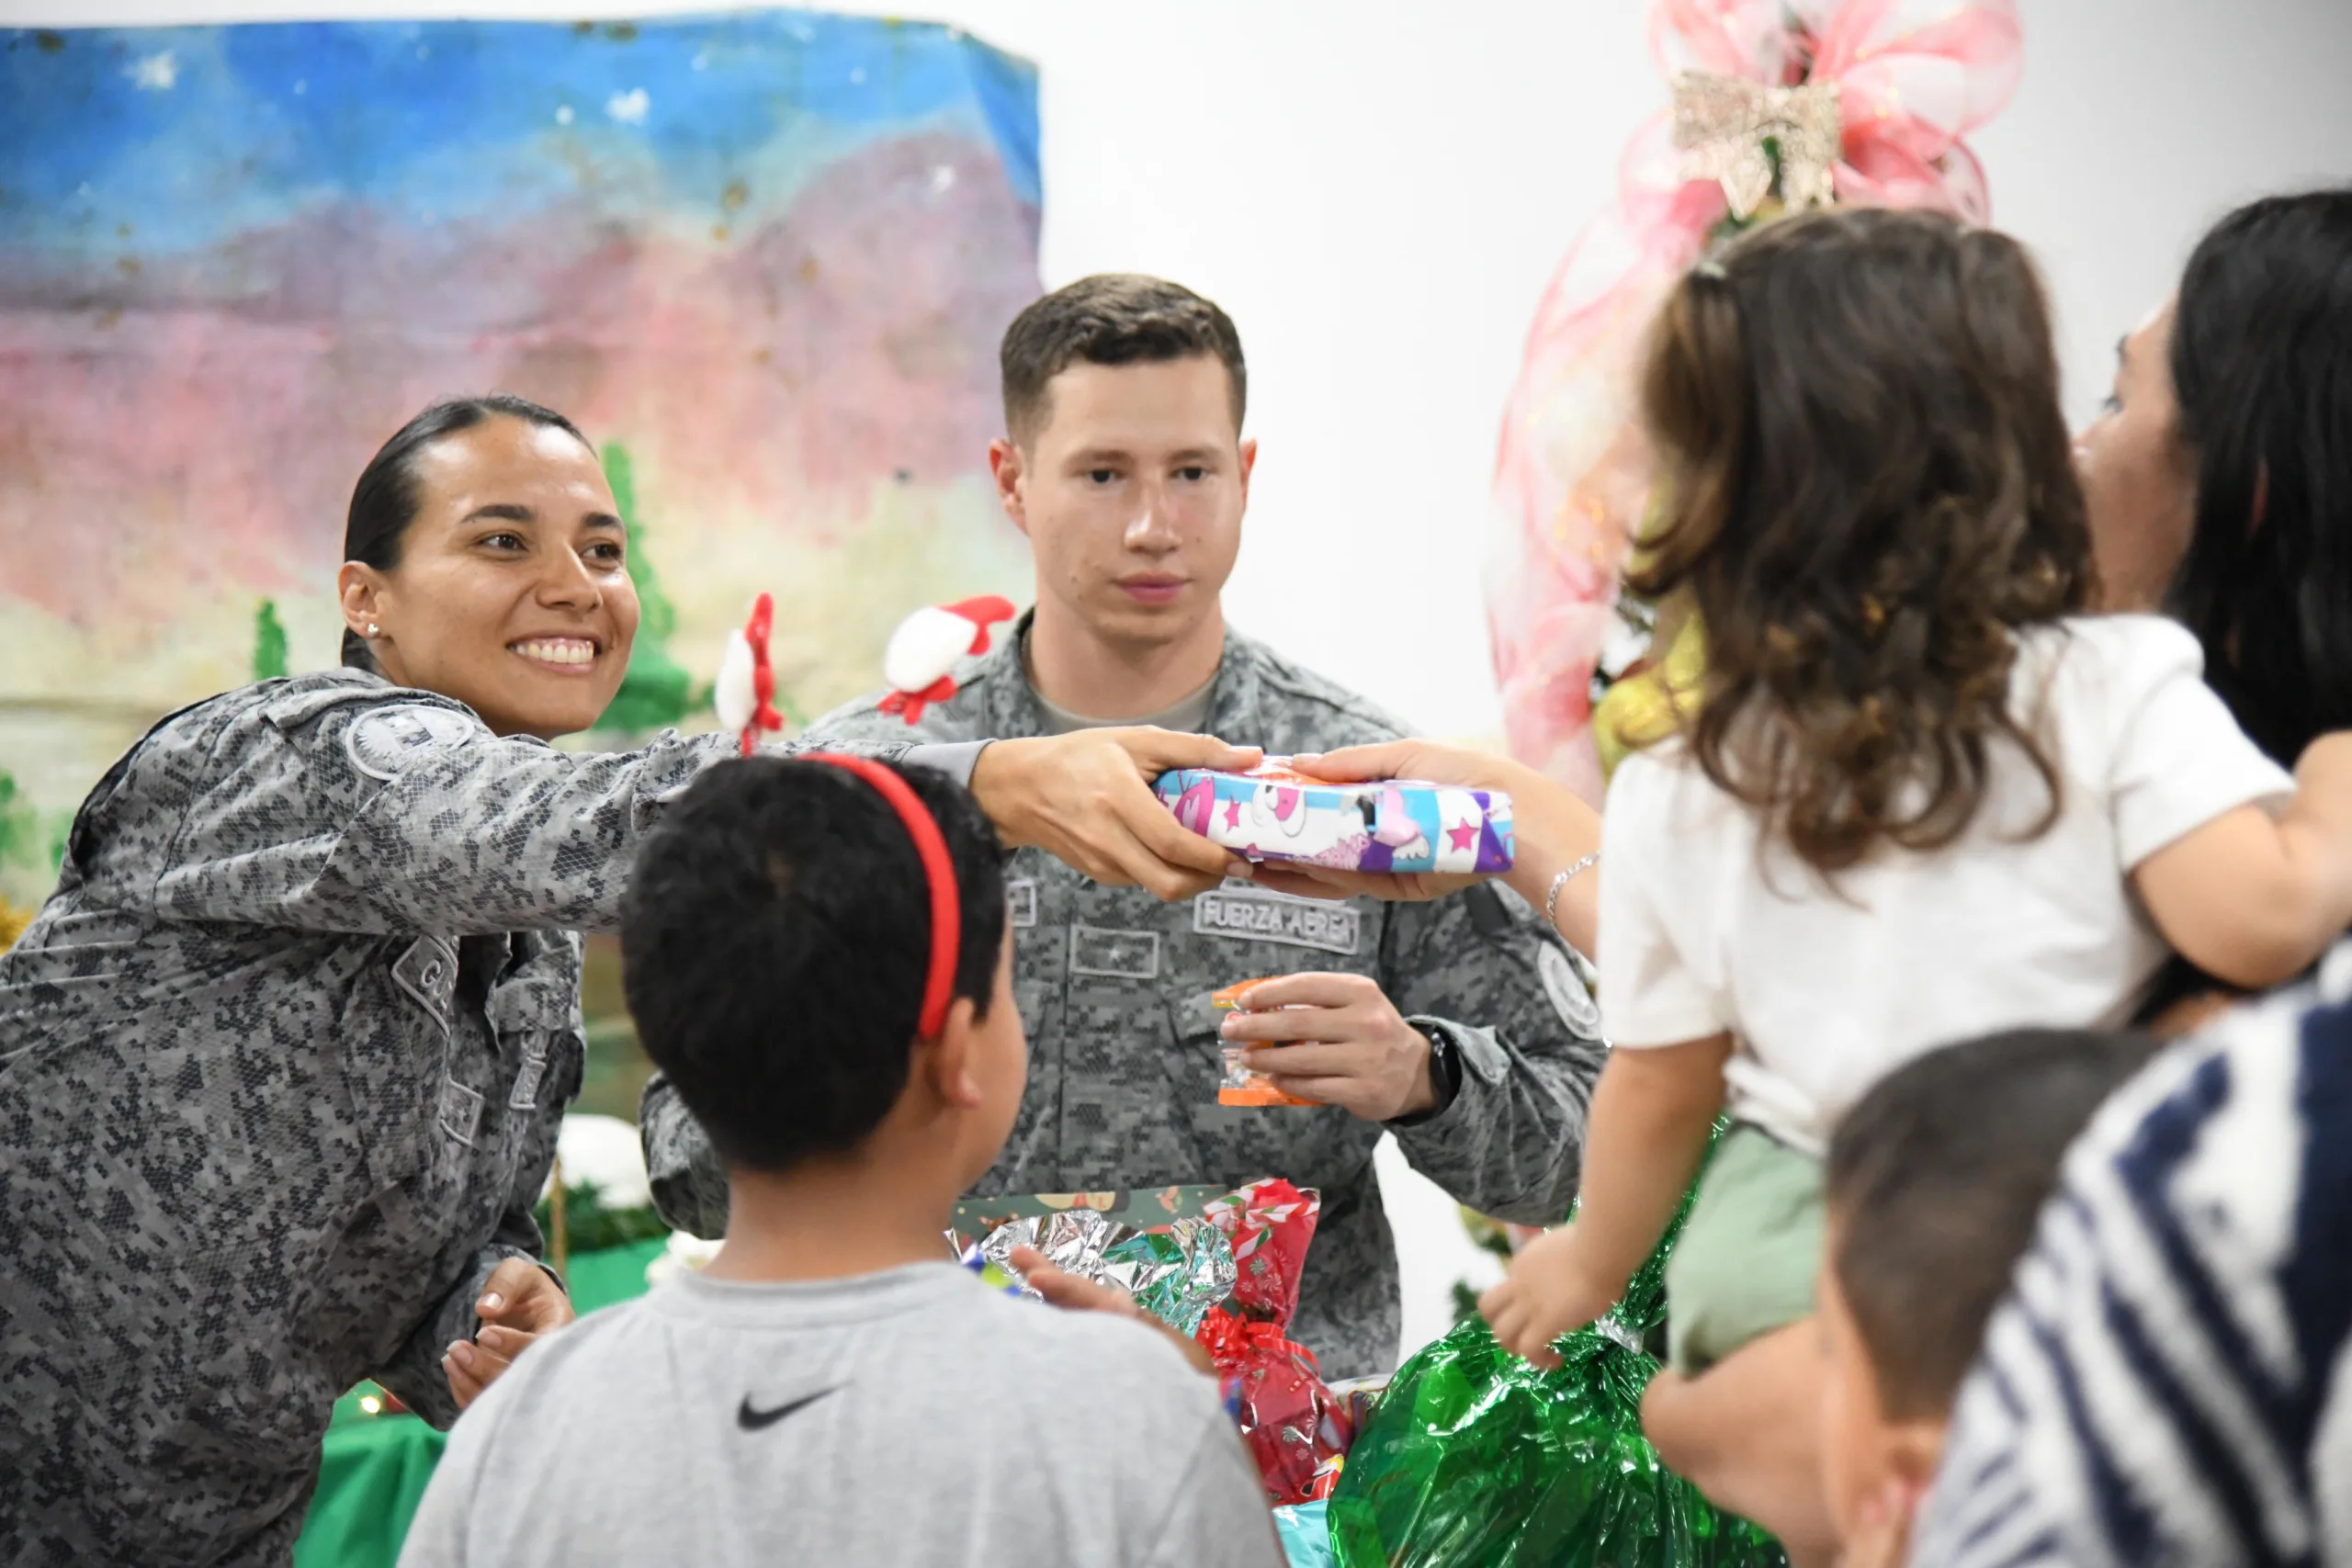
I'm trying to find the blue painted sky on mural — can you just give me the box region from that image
[0,11,1040,257]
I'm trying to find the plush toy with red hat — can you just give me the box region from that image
[877,596,1018,725]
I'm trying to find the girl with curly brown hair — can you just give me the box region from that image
[1274,208,2352,1560]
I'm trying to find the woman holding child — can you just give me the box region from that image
[1268,194,2352,1562]
[1889,187,2352,1568]
[2078,188,2352,1028]
[0,393,1247,1567]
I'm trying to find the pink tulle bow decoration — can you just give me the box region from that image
[1487,0,2020,802]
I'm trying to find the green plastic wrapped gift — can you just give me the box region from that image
[1327,1131,1785,1568]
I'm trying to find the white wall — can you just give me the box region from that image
[15,0,2352,1359]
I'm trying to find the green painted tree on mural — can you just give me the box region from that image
[595,442,697,735]
[252,599,289,682]
[0,772,68,878]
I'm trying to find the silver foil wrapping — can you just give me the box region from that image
[979,1211,1238,1337]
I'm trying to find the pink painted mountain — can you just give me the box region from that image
[0,130,1038,631]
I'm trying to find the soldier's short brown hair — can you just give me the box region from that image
[1000,274,1246,446]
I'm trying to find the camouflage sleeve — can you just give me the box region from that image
[639,1070,731,1238]
[372,1111,566,1430]
[886,739,987,787]
[148,693,972,939]
[1379,885,1603,1225]
[802,694,972,748]
[369,1237,553,1430]
[371,1086,569,1429]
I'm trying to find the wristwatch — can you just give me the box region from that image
[1392,1023,1464,1126]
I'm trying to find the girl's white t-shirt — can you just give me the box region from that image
[1597,615,2293,1156]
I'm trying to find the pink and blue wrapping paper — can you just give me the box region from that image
[1153,761,1514,874]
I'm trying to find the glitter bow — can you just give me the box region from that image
[1672,70,1841,219]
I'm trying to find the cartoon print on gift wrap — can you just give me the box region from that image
[1314,785,1435,874]
[1250,782,1307,838]
[1153,761,1518,874]
[1272,794,1363,864]
[1308,831,1380,873]
[1171,777,1219,837]
[1369,787,1430,863]
[1227,772,1362,864]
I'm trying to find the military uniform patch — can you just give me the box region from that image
[438,1076,483,1147]
[1540,944,1601,1034]
[1069,925,1160,980]
[1193,888,1361,955]
[508,1039,551,1111]
[346,705,479,783]
[391,936,458,1033]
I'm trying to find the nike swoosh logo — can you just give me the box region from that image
[736,1388,837,1432]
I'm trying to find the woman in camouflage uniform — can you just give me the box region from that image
[0,394,1243,1567]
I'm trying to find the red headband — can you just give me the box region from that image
[805,753,960,1040]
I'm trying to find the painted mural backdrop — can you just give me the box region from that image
[0,13,1044,948]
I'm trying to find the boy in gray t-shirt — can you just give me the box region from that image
[400,757,1281,1568]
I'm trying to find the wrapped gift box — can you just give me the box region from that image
[1155,761,1513,874]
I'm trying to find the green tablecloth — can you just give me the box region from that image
[292,1236,669,1568]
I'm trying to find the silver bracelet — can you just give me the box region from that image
[1544,852,1600,930]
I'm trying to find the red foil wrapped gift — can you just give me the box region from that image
[1198,1179,1354,1505]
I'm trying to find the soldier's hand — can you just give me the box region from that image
[444,1258,575,1411]
[970,729,1261,901]
[1219,972,1442,1122]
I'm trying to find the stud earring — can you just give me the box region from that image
[366,623,379,637]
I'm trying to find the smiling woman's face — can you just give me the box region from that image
[339,415,640,739]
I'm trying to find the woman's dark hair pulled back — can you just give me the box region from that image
[340,394,593,670]
[1629,207,2094,874]
[2166,187,2352,764]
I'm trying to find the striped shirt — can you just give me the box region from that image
[1914,942,2352,1568]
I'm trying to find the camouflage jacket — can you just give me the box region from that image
[0,671,956,1568]
[642,619,1605,1378]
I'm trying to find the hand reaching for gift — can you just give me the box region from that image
[1238,740,1604,959]
[971,729,1261,902]
[1234,741,1507,905]
[1009,1244,1216,1376]
[1476,1225,1621,1371]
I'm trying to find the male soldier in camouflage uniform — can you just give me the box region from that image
[644,276,1606,1378]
